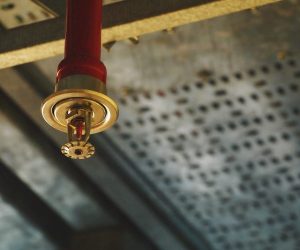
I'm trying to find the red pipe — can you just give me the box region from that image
[56,0,107,83]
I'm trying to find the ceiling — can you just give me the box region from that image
[0,0,299,250]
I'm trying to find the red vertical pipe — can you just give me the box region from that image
[56,0,107,83]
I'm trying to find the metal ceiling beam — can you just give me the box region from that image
[71,226,155,250]
[0,0,281,69]
[34,0,65,16]
[71,227,122,250]
[0,158,73,248]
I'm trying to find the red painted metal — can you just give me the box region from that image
[74,119,84,139]
[56,0,107,83]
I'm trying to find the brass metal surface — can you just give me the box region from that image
[61,141,95,160]
[41,89,119,134]
[53,98,107,129]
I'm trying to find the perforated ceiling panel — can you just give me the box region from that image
[106,58,300,250]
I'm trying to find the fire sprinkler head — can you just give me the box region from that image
[41,75,118,159]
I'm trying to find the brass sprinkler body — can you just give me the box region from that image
[41,0,118,159]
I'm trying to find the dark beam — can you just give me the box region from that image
[0,159,73,248]
[0,0,281,69]
[71,227,122,250]
[36,0,126,16]
[35,0,65,16]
